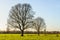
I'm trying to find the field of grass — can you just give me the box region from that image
[0,34,60,40]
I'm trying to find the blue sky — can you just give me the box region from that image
[0,0,60,31]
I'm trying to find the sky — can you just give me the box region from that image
[0,0,60,31]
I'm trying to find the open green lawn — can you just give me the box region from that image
[0,34,60,40]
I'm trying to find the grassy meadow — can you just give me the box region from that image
[0,34,60,40]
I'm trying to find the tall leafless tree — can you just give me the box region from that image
[32,17,46,35]
[7,3,34,36]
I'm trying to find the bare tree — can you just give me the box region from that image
[32,17,46,35]
[7,3,34,36]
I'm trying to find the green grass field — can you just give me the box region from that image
[0,34,60,40]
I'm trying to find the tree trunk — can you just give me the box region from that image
[44,29,46,36]
[37,30,40,36]
[21,30,24,36]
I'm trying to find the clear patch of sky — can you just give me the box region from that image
[0,0,60,31]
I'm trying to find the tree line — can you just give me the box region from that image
[7,3,46,36]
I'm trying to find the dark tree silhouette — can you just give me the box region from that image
[7,3,34,36]
[32,17,46,35]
